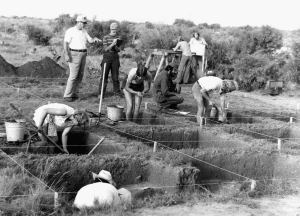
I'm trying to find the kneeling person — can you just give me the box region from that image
[192,76,238,125]
[33,103,88,154]
[73,170,131,209]
[152,63,184,110]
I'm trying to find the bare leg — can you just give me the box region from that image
[133,95,142,121]
[123,89,133,121]
[192,83,205,126]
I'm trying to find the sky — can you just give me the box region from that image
[1,0,299,30]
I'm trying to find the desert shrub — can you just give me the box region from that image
[25,25,53,46]
[232,53,270,91]
[173,18,196,28]
[53,14,76,33]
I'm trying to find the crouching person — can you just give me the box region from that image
[192,76,238,125]
[152,63,184,110]
[33,103,89,154]
[123,58,151,121]
[73,170,132,210]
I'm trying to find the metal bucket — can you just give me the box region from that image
[5,122,25,142]
[107,105,124,121]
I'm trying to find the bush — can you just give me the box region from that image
[53,14,76,33]
[25,25,53,46]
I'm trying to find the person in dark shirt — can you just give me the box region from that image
[152,63,184,109]
[98,22,122,97]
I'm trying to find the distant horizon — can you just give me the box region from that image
[1,0,300,31]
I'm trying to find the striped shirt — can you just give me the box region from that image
[103,34,121,54]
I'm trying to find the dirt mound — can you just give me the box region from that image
[0,55,17,76]
[17,57,66,78]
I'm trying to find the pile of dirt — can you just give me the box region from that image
[0,55,17,76]
[17,57,66,78]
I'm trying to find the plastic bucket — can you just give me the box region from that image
[107,105,124,121]
[5,122,25,142]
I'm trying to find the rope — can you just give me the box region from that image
[0,150,55,192]
[98,121,252,181]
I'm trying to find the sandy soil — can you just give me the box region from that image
[134,195,300,216]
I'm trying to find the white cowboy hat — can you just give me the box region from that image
[92,170,113,184]
[76,15,88,23]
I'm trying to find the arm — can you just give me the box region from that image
[160,74,171,96]
[86,32,101,44]
[200,89,213,105]
[142,74,151,94]
[173,42,180,51]
[61,126,73,154]
[103,36,118,52]
[64,41,71,62]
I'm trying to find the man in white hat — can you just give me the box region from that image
[63,15,101,102]
[73,170,132,209]
[98,22,123,97]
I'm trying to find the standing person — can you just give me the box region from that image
[33,103,89,154]
[98,22,123,97]
[123,58,151,121]
[152,63,184,110]
[173,36,192,86]
[192,76,238,126]
[189,32,207,78]
[63,15,101,102]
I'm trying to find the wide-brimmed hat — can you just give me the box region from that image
[76,15,88,23]
[206,70,216,76]
[92,170,113,184]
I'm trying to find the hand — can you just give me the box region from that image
[112,39,118,46]
[65,54,71,63]
[37,127,43,133]
[137,92,144,97]
[93,38,102,43]
[209,101,215,106]
[63,147,69,154]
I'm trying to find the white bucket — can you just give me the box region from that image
[107,105,124,121]
[5,122,25,142]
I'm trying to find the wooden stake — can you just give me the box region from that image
[250,180,256,191]
[289,117,293,124]
[154,54,166,81]
[277,138,282,151]
[54,192,59,208]
[88,137,105,156]
[153,141,157,153]
[98,63,107,114]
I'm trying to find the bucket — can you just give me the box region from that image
[107,105,124,121]
[5,122,25,142]
[210,106,218,119]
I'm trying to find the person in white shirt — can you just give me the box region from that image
[122,57,151,121]
[192,76,238,125]
[173,36,192,88]
[189,32,207,78]
[73,170,132,210]
[63,15,101,102]
[33,103,89,154]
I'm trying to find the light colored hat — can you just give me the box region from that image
[92,170,113,184]
[76,15,88,23]
[206,70,216,76]
[110,22,118,30]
